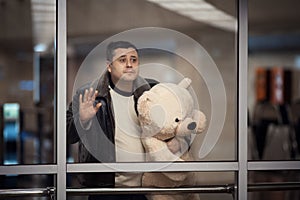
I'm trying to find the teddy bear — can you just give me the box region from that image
[137,78,206,200]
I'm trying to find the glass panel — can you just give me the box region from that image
[67,0,237,163]
[199,194,233,200]
[0,174,54,188]
[67,171,235,199]
[0,0,56,164]
[0,174,54,199]
[0,197,52,200]
[67,171,235,186]
[248,0,300,160]
[249,191,300,200]
[248,171,300,200]
[68,193,234,200]
[66,0,237,190]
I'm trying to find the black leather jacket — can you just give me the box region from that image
[67,71,157,187]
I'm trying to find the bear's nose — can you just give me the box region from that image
[187,122,196,130]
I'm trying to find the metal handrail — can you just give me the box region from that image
[67,185,234,196]
[0,187,55,197]
[0,182,300,197]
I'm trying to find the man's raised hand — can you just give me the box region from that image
[79,87,101,125]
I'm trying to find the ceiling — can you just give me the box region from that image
[0,0,33,52]
[247,0,300,35]
[207,0,300,35]
[0,0,300,53]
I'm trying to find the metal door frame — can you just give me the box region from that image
[1,0,300,199]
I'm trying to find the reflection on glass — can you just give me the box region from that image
[248,171,300,200]
[3,103,20,165]
[68,193,234,200]
[0,0,56,165]
[67,172,235,200]
[248,0,300,161]
[67,0,237,169]
[0,174,54,188]
[249,68,300,161]
[0,174,54,199]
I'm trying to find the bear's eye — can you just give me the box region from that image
[175,118,180,123]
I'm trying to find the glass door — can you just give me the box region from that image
[1,0,299,200]
[65,0,238,199]
[0,0,56,199]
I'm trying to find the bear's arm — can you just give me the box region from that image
[142,137,184,162]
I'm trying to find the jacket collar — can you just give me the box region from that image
[95,70,110,98]
[95,70,151,99]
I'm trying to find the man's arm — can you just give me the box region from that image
[66,90,81,144]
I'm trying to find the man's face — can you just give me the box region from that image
[108,47,139,84]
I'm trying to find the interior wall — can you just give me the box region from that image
[0,50,33,107]
[248,52,300,115]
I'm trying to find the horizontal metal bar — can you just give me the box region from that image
[0,165,57,175]
[67,185,234,196]
[248,182,300,192]
[67,162,239,173]
[67,182,300,195]
[1,182,300,197]
[0,187,55,197]
[248,161,300,171]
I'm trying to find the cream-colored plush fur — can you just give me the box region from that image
[137,78,206,200]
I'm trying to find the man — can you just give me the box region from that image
[67,41,180,200]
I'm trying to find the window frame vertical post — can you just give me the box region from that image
[56,0,67,199]
[238,0,248,199]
